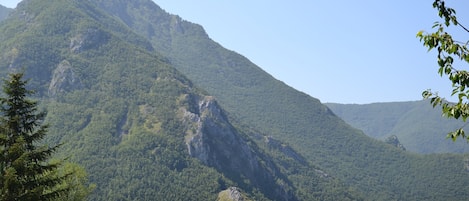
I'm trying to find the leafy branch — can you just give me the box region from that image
[417,0,469,141]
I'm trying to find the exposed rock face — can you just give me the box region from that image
[70,28,110,53]
[181,95,296,201]
[48,60,83,96]
[385,135,406,151]
[182,95,259,172]
[227,187,244,201]
[217,187,247,201]
[170,15,184,34]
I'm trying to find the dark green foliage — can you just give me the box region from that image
[326,101,469,153]
[0,73,69,201]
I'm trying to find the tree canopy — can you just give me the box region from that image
[417,0,469,141]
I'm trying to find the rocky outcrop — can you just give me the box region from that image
[48,60,83,96]
[217,187,250,201]
[70,28,110,53]
[170,15,185,34]
[181,95,297,201]
[385,135,406,151]
[182,95,259,173]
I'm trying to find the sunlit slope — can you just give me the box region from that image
[93,0,469,199]
[0,0,359,200]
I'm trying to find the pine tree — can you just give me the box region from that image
[0,73,70,201]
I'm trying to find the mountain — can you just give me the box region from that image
[92,0,469,200]
[326,100,469,153]
[0,0,469,200]
[0,4,12,21]
[0,0,355,200]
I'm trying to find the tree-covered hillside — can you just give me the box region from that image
[0,0,469,200]
[0,0,358,200]
[91,0,469,200]
[326,101,469,153]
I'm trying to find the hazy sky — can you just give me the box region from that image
[1,1,469,104]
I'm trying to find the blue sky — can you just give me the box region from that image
[1,1,468,104]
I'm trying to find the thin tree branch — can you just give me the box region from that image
[458,22,469,33]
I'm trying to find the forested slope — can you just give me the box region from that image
[92,0,469,200]
[0,0,469,200]
[326,101,469,153]
[0,0,358,200]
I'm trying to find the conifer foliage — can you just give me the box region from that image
[0,73,69,201]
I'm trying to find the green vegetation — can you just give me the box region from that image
[0,73,87,200]
[0,0,468,200]
[418,0,469,141]
[1,1,354,200]
[326,101,469,153]
[326,102,419,139]
[98,0,469,199]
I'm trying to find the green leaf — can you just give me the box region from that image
[417,30,424,37]
[450,44,458,54]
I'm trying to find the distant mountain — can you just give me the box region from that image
[0,4,12,21]
[326,100,469,153]
[0,0,469,200]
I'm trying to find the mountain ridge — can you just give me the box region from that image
[92,0,469,199]
[0,0,356,200]
[0,0,469,200]
[326,100,469,153]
